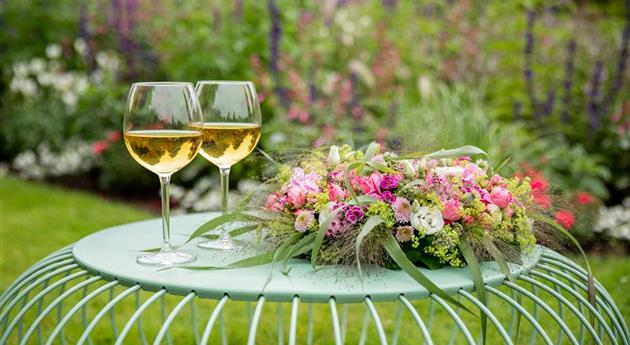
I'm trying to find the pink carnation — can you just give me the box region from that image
[380,191,397,203]
[443,199,462,221]
[392,197,412,222]
[490,186,512,208]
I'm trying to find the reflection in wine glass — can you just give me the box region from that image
[123,82,203,266]
[193,81,262,250]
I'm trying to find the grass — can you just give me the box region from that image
[1,174,629,344]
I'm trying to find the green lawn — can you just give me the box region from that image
[1,175,628,344]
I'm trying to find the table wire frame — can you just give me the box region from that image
[1,248,628,345]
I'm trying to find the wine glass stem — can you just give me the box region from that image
[159,174,172,252]
[219,167,231,240]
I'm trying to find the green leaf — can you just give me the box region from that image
[200,224,259,240]
[459,241,487,345]
[264,233,303,288]
[365,161,397,174]
[402,179,425,190]
[531,214,597,317]
[282,233,317,274]
[311,209,342,269]
[364,142,380,161]
[355,216,384,278]
[424,145,487,160]
[382,234,474,314]
[347,195,377,206]
[186,213,261,243]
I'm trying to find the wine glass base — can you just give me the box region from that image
[137,251,196,266]
[197,238,242,250]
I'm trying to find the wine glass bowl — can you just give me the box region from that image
[194,81,262,250]
[123,82,203,266]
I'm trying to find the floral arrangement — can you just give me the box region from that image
[186,143,594,336]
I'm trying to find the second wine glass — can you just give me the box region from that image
[194,81,262,250]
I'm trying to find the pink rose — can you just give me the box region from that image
[490,186,512,208]
[443,199,462,221]
[352,172,381,196]
[328,183,348,202]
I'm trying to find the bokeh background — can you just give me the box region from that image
[1,1,629,342]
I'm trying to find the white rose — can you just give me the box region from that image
[410,200,444,235]
[327,145,340,166]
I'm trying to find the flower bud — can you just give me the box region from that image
[328,145,340,166]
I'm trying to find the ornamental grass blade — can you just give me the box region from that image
[311,209,342,269]
[382,234,474,314]
[355,216,384,278]
[200,224,259,240]
[424,145,487,160]
[256,147,280,167]
[531,214,597,320]
[282,233,317,274]
[492,156,512,174]
[264,233,303,289]
[186,213,260,243]
[459,241,488,345]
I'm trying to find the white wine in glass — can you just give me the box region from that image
[123,82,203,266]
[195,81,262,250]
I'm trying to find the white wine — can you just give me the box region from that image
[124,130,202,175]
[190,122,261,168]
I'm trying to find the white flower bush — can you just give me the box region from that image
[9,40,120,109]
[12,140,95,180]
[595,198,630,241]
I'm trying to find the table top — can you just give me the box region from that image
[73,213,541,303]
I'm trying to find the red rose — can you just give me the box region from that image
[555,209,575,229]
[577,192,594,205]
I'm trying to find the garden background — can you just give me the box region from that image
[1,0,629,342]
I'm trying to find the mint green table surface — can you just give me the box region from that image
[1,213,628,345]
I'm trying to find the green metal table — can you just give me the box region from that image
[1,213,628,344]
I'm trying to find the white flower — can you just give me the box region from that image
[62,92,78,107]
[74,39,88,56]
[74,76,89,94]
[29,58,46,74]
[46,44,62,59]
[417,76,432,99]
[37,72,54,86]
[13,62,29,77]
[327,145,340,166]
[402,160,416,178]
[20,79,38,97]
[96,51,120,71]
[436,166,464,177]
[410,201,444,235]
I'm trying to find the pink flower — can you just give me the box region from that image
[352,172,382,196]
[286,168,321,208]
[577,192,594,205]
[344,206,365,224]
[328,183,347,202]
[462,163,485,181]
[392,197,412,222]
[380,191,397,203]
[92,140,108,155]
[463,215,474,225]
[490,186,512,208]
[379,175,399,189]
[265,192,286,212]
[106,131,122,142]
[330,170,345,182]
[443,199,462,221]
[294,210,315,232]
[396,226,414,242]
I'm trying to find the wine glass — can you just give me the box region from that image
[123,82,203,266]
[193,81,262,250]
